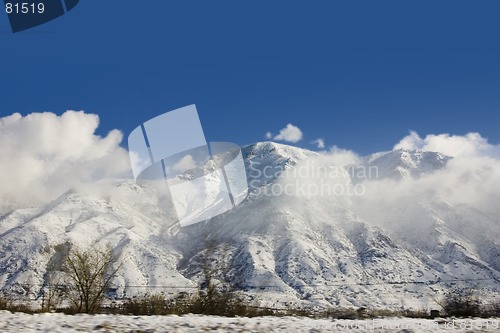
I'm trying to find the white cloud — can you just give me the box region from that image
[274,131,500,249]
[356,132,500,240]
[328,145,362,166]
[311,138,325,149]
[265,131,273,139]
[172,154,197,172]
[273,123,303,143]
[394,130,498,157]
[0,111,131,213]
[354,152,500,236]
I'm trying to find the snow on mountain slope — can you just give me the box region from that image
[0,141,498,310]
[242,141,318,189]
[351,149,450,182]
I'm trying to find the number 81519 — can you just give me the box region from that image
[6,2,45,14]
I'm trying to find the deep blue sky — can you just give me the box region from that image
[1,1,499,154]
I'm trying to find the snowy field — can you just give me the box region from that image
[0,311,499,332]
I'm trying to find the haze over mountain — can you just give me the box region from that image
[1,139,499,310]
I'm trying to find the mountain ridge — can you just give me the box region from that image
[0,141,498,310]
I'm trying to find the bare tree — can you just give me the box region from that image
[62,244,121,313]
[437,287,481,317]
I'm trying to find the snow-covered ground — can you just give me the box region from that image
[0,311,498,333]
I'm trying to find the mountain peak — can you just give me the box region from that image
[241,142,317,188]
[362,149,451,180]
[1,142,498,310]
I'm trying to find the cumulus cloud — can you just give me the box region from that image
[327,145,362,166]
[354,152,500,243]
[394,130,499,157]
[3,110,500,250]
[311,138,325,149]
[0,111,131,213]
[172,154,197,172]
[353,132,500,246]
[272,131,500,248]
[265,131,273,139]
[273,123,303,143]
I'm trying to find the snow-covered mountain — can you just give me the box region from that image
[0,142,498,310]
[352,149,450,181]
